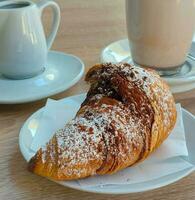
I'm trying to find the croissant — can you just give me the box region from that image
[28,63,177,180]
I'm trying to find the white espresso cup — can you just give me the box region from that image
[126,0,195,74]
[0,0,60,79]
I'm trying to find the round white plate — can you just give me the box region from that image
[101,39,195,94]
[19,94,195,194]
[0,51,84,104]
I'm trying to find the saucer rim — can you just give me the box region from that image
[0,51,85,104]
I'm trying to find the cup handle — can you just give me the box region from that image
[37,0,60,49]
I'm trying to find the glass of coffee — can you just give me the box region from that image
[126,0,195,75]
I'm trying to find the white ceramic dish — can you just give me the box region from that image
[0,51,84,104]
[19,94,195,194]
[101,39,195,93]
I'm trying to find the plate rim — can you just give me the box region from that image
[19,93,195,194]
[0,51,85,104]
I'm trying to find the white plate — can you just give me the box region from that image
[0,51,84,104]
[101,39,195,94]
[19,94,195,194]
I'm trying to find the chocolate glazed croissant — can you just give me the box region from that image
[28,63,177,180]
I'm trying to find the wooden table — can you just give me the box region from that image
[1,0,195,199]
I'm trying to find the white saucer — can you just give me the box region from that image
[0,51,84,104]
[101,39,195,93]
[19,93,195,194]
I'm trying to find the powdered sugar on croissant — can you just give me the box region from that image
[28,63,176,180]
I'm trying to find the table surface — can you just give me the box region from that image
[1,0,195,199]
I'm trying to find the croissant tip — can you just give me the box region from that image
[28,156,37,173]
[85,63,102,82]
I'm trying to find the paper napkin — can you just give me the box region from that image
[31,98,80,151]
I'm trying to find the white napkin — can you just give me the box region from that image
[31,98,80,151]
[30,99,194,187]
